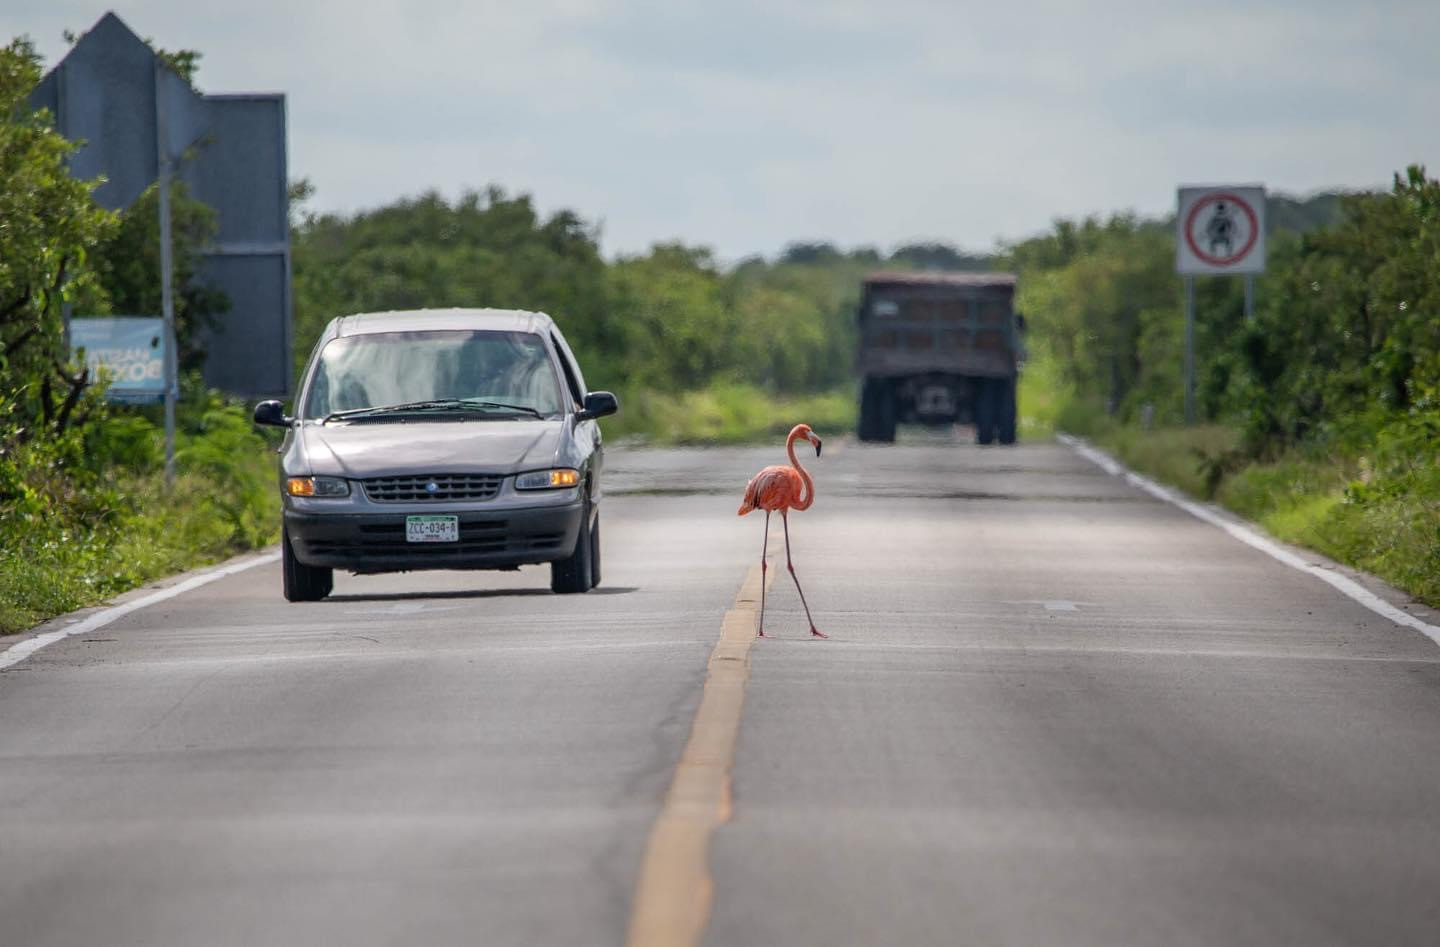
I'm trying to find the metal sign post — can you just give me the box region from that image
[1176,185,1267,424]
[155,59,177,486]
[1184,277,1196,425]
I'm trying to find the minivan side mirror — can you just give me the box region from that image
[253,400,292,427]
[577,391,619,421]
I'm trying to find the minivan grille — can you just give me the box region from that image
[362,473,505,502]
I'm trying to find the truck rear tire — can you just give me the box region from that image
[998,376,1018,445]
[859,378,896,443]
[877,383,896,443]
[974,378,998,445]
[858,381,877,441]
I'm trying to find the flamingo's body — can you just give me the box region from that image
[738,423,826,638]
[737,464,810,515]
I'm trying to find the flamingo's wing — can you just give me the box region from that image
[738,471,762,515]
[738,466,798,515]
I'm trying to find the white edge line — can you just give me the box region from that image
[1057,432,1440,649]
[0,551,282,672]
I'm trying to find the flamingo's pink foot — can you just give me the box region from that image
[810,627,828,639]
[757,628,768,637]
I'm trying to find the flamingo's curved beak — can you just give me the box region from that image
[811,435,822,457]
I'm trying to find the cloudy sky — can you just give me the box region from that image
[7,1,1438,259]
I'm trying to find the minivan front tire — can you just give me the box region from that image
[589,513,602,589]
[551,503,595,594]
[282,527,333,602]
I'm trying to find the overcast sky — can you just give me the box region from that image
[7,1,1438,260]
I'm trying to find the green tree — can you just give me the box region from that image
[1237,167,1440,450]
[606,244,738,390]
[291,188,612,383]
[1010,215,1178,418]
[0,37,115,442]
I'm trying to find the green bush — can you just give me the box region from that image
[0,399,280,636]
[175,402,279,549]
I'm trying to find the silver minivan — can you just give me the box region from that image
[253,308,618,601]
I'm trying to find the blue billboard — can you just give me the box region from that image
[70,317,168,404]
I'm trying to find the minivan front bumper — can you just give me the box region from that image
[285,500,584,573]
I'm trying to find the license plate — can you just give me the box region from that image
[406,515,459,543]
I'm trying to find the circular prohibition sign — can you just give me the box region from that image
[1184,192,1259,267]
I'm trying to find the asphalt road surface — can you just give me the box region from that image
[5,432,1440,946]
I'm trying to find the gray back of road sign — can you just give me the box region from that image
[182,95,292,396]
[31,12,292,397]
[30,14,166,211]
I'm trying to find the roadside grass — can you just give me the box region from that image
[603,383,856,445]
[0,405,280,637]
[1089,423,1440,607]
[1017,350,1067,439]
[1100,425,1242,498]
[0,473,280,635]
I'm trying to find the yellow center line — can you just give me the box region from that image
[626,545,778,947]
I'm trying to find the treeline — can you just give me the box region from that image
[1008,173,1438,460]
[291,191,997,399]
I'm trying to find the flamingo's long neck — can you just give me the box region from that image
[787,431,815,511]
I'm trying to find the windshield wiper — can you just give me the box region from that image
[324,399,467,422]
[458,399,545,418]
[324,398,544,422]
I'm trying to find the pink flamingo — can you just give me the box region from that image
[737,423,827,638]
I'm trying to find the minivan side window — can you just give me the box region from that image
[551,333,585,408]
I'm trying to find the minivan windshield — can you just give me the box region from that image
[304,330,566,419]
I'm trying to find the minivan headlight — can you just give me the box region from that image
[286,476,351,497]
[515,468,580,490]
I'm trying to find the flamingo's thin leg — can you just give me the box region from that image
[757,511,770,637]
[782,511,827,638]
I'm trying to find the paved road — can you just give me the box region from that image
[4,434,1440,946]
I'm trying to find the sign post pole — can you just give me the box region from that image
[1184,277,1195,425]
[154,60,177,487]
[1244,274,1255,322]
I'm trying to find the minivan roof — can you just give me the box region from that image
[332,308,556,337]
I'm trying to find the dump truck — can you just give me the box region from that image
[855,272,1023,444]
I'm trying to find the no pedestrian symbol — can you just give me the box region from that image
[1176,185,1266,275]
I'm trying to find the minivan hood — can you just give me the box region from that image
[295,419,565,478]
